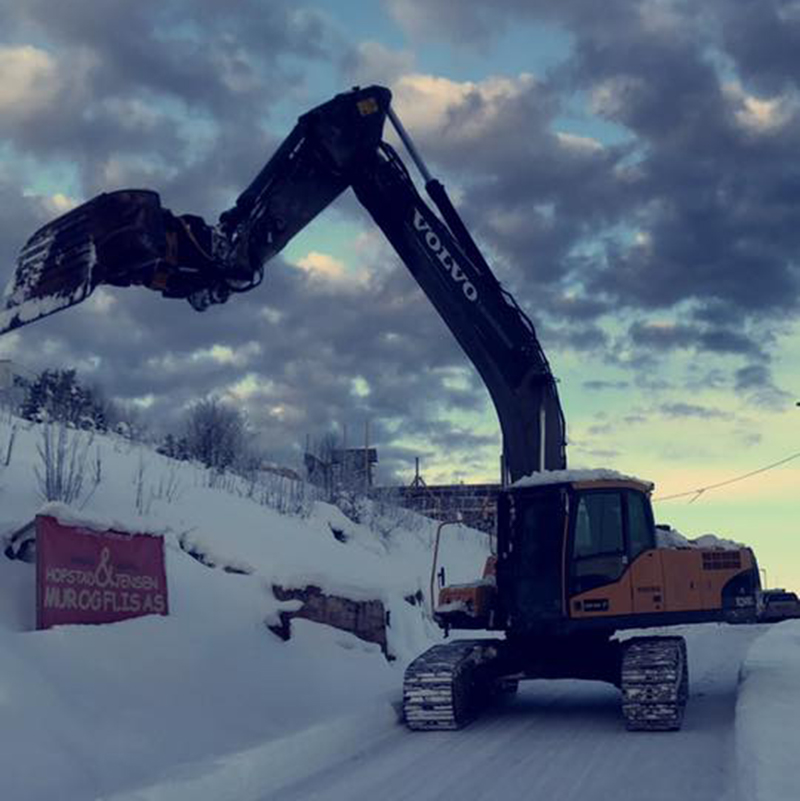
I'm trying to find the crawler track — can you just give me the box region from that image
[403,639,500,730]
[621,636,688,731]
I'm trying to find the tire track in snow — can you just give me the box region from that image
[268,624,766,801]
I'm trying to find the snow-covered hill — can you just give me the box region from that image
[0,413,797,801]
[0,414,489,800]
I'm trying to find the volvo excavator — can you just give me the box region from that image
[0,85,760,731]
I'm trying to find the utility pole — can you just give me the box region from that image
[364,419,370,493]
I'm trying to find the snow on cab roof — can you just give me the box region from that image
[511,468,654,492]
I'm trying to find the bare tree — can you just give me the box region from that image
[34,422,102,505]
[182,398,249,471]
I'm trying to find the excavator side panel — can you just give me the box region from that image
[569,548,758,624]
[659,550,709,611]
[629,549,666,614]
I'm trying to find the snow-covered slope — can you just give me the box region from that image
[0,415,489,800]
[0,414,797,801]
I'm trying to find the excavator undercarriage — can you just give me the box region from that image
[402,632,690,733]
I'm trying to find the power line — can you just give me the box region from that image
[653,450,800,503]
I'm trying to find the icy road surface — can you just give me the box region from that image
[268,623,768,801]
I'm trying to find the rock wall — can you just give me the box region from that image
[391,484,500,535]
[270,584,389,657]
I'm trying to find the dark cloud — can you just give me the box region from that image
[714,1,800,93]
[659,402,729,420]
[628,321,763,357]
[735,363,772,391]
[734,362,793,410]
[0,247,495,479]
[380,0,800,376]
[3,0,800,484]
[582,380,629,391]
[0,180,51,270]
[0,0,332,214]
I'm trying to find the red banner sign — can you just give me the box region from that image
[36,515,169,630]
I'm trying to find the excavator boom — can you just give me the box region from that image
[0,85,566,477]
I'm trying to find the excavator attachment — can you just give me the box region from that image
[1,197,102,334]
[0,85,394,338]
[0,190,170,335]
[0,189,258,335]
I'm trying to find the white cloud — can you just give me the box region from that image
[555,131,603,154]
[145,342,262,373]
[351,375,371,397]
[226,372,272,401]
[44,193,79,215]
[85,288,117,315]
[724,83,795,136]
[633,230,652,250]
[190,341,262,367]
[0,45,60,120]
[129,393,156,409]
[295,251,367,286]
[390,73,538,142]
[259,306,284,325]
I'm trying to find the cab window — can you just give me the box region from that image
[571,491,625,593]
[573,492,623,557]
[626,490,655,560]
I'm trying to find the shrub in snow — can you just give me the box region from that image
[0,417,16,468]
[157,432,191,460]
[34,422,102,506]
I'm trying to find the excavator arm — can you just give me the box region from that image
[0,85,566,478]
[349,142,566,478]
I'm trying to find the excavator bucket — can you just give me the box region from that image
[0,190,167,336]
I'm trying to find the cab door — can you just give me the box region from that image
[497,487,567,629]
[625,490,664,614]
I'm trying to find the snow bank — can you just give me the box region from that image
[512,467,653,490]
[735,620,800,801]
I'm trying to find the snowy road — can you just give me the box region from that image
[268,624,769,801]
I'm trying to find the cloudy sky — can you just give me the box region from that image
[1,0,798,585]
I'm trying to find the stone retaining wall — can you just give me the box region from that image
[270,584,389,657]
[391,484,500,535]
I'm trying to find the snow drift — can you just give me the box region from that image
[0,415,489,800]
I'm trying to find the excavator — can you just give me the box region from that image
[0,85,760,731]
